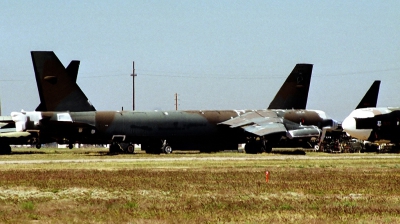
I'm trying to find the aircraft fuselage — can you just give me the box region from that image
[343,107,400,143]
[12,109,336,149]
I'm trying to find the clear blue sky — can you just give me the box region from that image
[1,1,399,121]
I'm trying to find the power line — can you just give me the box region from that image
[3,67,400,81]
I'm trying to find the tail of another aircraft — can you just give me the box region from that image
[355,80,380,109]
[268,64,313,110]
[31,51,96,112]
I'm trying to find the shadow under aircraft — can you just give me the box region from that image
[3,51,340,154]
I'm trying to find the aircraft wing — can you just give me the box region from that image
[219,110,286,136]
[0,116,15,130]
[219,110,320,138]
[0,116,33,139]
[0,131,31,138]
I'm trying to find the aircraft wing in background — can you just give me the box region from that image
[219,109,321,138]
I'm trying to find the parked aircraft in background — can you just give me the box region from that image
[318,80,381,151]
[0,52,90,153]
[3,52,340,154]
[341,80,389,143]
[342,106,400,144]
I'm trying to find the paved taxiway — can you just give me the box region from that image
[1,155,400,164]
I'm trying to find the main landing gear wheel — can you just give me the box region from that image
[264,143,272,153]
[36,144,41,149]
[68,143,73,149]
[163,145,173,154]
[127,144,135,154]
[245,140,271,154]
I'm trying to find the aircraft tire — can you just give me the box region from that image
[36,144,41,149]
[265,144,272,153]
[127,144,135,154]
[163,145,172,154]
[68,143,73,149]
[264,142,272,153]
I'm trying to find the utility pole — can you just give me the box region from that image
[175,93,179,110]
[131,61,137,111]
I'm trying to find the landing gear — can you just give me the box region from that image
[108,143,136,154]
[245,139,272,154]
[163,145,173,154]
[144,139,173,154]
[126,144,135,154]
[36,144,41,149]
[68,143,73,149]
[109,143,121,154]
[264,142,272,153]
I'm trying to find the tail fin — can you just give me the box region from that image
[31,51,96,112]
[355,80,380,109]
[268,64,313,109]
[65,60,80,83]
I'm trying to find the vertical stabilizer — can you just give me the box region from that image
[355,80,380,109]
[268,64,313,109]
[65,60,80,83]
[31,51,95,112]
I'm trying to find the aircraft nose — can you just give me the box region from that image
[342,112,373,140]
[342,116,356,134]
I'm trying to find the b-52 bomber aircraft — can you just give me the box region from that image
[316,80,381,152]
[0,52,94,154]
[342,81,400,144]
[5,51,339,154]
[343,107,400,144]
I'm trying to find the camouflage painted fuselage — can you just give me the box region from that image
[21,108,336,150]
[343,107,400,143]
[35,110,249,149]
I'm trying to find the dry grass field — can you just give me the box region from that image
[0,147,399,223]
